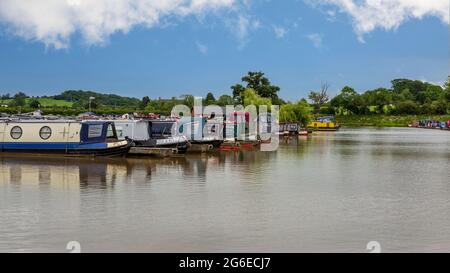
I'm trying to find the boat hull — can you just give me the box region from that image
[0,140,133,157]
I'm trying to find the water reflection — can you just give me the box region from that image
[1,128,450,252]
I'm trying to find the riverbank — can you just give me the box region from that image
[336,115,450,127]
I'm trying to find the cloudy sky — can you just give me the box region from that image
[0,0,448,100]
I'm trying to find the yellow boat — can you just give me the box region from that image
[307,116,340,131]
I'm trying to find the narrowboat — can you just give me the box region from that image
[223,111,258,142]
[113,119,189,153]
[307,116,340,131]
[411,120,445,129]
[0,120,132,156]
[177,117,224,148]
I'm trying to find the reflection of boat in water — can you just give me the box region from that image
[307,116,340,131]
[113,120,189,154]
[0,120,132,156]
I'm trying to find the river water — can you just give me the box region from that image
[1,127,450,253]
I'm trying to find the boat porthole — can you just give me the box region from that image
[39,126,52,140]
[10,126,23,139]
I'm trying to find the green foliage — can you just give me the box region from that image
[216,95,234,106]
[337,115,450,127]
[53,90,141,108]
[331,86,365,115]
[231,71,280,104]
[145,97,182,115]
[280,100,312,127]
[242,88,272,109]
[141,96,150,108]
[204,92,216,105]
[28,98,41,109]
[11,92,28,107]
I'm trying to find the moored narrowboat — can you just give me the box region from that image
[113,119,189,153]
[0,120,132,156]
[307,116,340,131]
[177,117,224,148]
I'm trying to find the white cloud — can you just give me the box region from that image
[307,33,323,48]
[273,25,287,39]
[196,41,208,54]
[308,0,450,41]
[0,0,243,49]
[225,14,260,49]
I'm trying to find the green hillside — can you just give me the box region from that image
[1,98,73,107]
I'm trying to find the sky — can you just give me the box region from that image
[0,0,448,101]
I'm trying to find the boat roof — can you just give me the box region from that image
[0,119,113,124]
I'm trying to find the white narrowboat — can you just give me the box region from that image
[113,120,189,153]
[0,120,132,156]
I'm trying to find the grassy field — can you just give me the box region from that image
[336,115,450,127]
[1,98,73,107]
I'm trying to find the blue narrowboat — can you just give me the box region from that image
[0,120,132,156]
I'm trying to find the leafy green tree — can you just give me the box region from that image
[242,88,272,109]
[330,86,364,115]
[280,100,312,126]
[217,94,234,106]
[204,92,216,105]
[181,94,195,108]
[84,100,98,110]
[391,100,419,115]
[431,100,448,115]
[141,96,150,108]
[11,92,27,107]
[232,71,281,104]
[29,99,41,109]
[231,84,246,104]
[363,88,393,114]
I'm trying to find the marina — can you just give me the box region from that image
[0,111,315,157]
[2,127,450,252]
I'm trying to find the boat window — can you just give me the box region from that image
[39,126,52,140]
[10,126,23,139]
[116,126,124,138]
[106,124,117,139]
[88,124,103,138]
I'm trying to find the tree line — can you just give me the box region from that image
[1,72,449,126]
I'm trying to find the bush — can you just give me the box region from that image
[391,100,419,115]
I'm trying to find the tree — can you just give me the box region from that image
[1,93,10,100]
[142,96,150,108]
[330,86,364,115]
[391,100,419,115]
[11,92,27,107]
[232,71,281,104]
[242,88,272,109]
[308,83,330,111]
[204,92,216,105]
[231,84,246,104]
[84,100,98,109]
[280,100,312,127]
[217,95,234,106]
[363,88,393,114]
[180,94,195,108]
[29,99,41,109]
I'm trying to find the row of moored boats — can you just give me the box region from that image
[409,119,450,130]
[0,111,279,157]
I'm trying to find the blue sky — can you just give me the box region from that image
[0,0,448,101]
